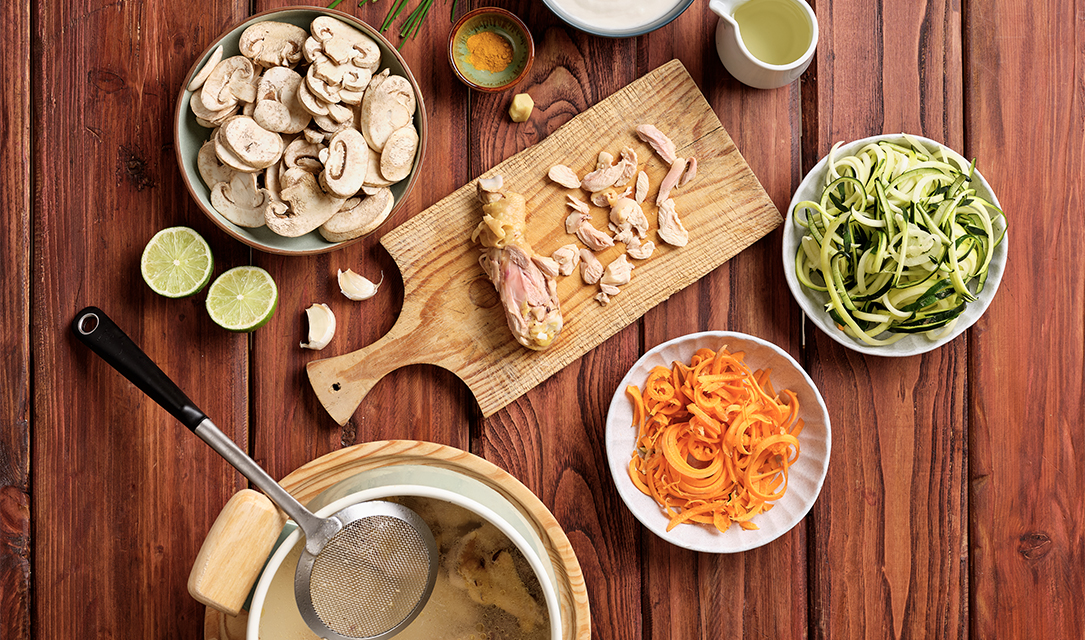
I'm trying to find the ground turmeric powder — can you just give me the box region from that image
[466,30,513,73]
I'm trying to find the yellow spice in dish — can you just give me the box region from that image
[466,30,513,73]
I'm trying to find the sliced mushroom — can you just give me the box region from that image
[187,45,224,92]
[210,172,269,228]
[359,71,414,152]
[380,125,418,182]
[190,88,238,126]
[305,64,341,105]
[201,56,256,112]
[297,80,331,117]
[302,127,326,145]
[197,139,234,187]
[253,67,310,134]
[363,146,395,187]
[312,112,354,135]
[240,21,308,68]
[319,187,394,242]
[310,17,381,70]
[271,169,346,237]
[220,116,284,170]
[283,137,326,173]
[213,127,261,173]
[319,128,369,198]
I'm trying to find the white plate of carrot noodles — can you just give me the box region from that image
[605,331,831,553]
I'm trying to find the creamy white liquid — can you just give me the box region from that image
[550,0,685,31]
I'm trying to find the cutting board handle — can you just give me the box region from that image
[306,319,428,425]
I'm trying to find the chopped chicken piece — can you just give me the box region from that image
[565,210,586,235]
[575,215,615,251]
[532,255,560,278]
[656,157,688,206]
[635,124,678,165]
[592,185,630,207]
[551,244,580,276]
[657,197,689,247]
[472,178,563,350]
[580,248,603,285]
[679,157,698,187]
[594,291,611,305]
[548,164,581,189]
[580,153,626,192]
[447,525,544,632]
[566,194,591,214]
[596,151,614,169]
[625,236,656,260]
[612,225,636,245]
[600,282,621,295]
[610,197,648,238]
[635,171,649,203]
[616,147,638,185]
[601,254,634,288]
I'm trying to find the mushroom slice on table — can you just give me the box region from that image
[210,172,269,228]
[270,168,346,237]
[380,125,419,182]
[253,67,310,134]
[320,187,394,242]
[239,21,308,68]
[471,178,563,351]
[319,128,369,198]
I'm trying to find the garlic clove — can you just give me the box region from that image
[338,268,383,301]
[300,303,336,350]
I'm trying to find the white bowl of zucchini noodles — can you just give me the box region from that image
[783,133,1008,356]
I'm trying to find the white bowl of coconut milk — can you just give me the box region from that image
[543,0,695,37]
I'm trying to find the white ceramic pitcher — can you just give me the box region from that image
[710,0,818,89]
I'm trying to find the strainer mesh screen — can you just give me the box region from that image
[309,515,432,638]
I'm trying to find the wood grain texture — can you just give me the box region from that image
[806,1,968,638]
[32,2,251,640]
[640,4,810,639]
[966,0,1085,636]
[0,0,30,637]
[308,60,781,423]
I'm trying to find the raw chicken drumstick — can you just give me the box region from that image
[471,176,563,350]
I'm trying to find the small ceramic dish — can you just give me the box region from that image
[782,133,1008,356]
[605,331,831,554]
[541,0,695,38]
[174,7,428,255]
[448,8,534,92]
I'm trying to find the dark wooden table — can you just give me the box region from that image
[4,0,1081,638]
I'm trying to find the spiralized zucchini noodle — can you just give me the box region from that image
[793,135,1006,346]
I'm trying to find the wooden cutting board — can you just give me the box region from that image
[307,59,781,424]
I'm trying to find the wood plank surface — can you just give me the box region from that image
[0,0,31,638]
[806,1,969,638]
[10,0,1084,639]
[31,2,252,639]
[967,0,1085,636]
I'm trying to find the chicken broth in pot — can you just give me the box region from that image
[258,496,551,640]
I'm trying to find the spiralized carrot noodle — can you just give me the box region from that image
[626,345,804,533]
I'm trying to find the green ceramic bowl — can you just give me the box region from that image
[448,7,534,92]
[173,7,428,255]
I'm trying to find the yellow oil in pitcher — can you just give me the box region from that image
[733,0,813,65]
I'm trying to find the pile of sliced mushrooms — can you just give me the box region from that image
[188,16,420,242]
[544,123,696,305]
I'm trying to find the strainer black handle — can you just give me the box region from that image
[72,306,207,431]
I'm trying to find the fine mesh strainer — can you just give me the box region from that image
[73,307,438,640]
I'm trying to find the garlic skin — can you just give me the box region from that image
[338,269,383,301]
[300,303,336,350]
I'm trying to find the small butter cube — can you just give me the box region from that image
[508,93,534,122]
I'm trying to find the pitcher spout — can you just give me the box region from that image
[708,0,744,23]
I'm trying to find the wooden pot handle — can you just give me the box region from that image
[188,489,286,616]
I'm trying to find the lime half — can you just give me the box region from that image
[205,266,278,332]
[140,227,214,298]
